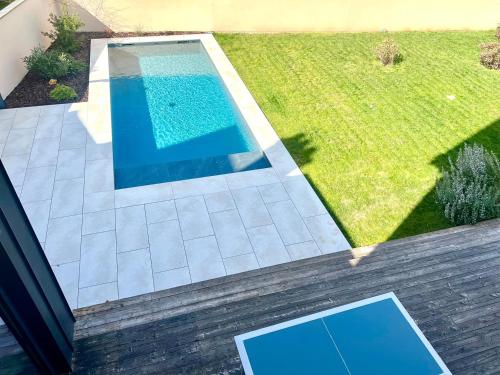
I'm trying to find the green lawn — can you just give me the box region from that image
[0,0,14,10]
[216,31,500,247]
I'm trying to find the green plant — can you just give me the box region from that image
[375,38,401,66]
[435,144,500,225]
[496,24,500,40]
[23,47,85,79]
[50,84,77,101]
[480,42,500,70]
[42,6,84,53]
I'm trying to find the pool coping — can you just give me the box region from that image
[234,292,452,375]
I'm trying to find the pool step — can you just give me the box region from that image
[114,150,271,189]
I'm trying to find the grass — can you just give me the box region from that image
[216,31,500,247]
[0,0,14,10]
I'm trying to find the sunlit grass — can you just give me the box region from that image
[216,31,500,247]
[0,0,14,10]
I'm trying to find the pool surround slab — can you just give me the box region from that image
[0,34,350,309]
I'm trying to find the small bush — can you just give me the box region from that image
[23,47,85,79]
[42,7,84,53]
[435,144,500,225]
[375,39,401,66]
[50,84,77,101]
[480,42,500,70]
[496,24,500,40]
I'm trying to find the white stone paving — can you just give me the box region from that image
[0,34,351,309]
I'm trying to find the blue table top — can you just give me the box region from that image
[236,293,450,375]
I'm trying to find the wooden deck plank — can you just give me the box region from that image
[69,219,500,374]
[2,219,499,373]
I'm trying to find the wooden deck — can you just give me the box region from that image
[2,219,500,374]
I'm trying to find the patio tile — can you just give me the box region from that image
[153,267,191,290]
[52,261,80,309]
[86,141,112,161]
[223,253,260,275]
[0,119,12,143]
[20,166,56,203]
[60,125,86,150]
[171,175,228,199]
[40,104,66,116]
[85,158,114,193]
[55,148,85,180]
[115,205,149,252]
[286,241,321,261]
[2,154,29,186]
[23,200,51,243]
[64,102,88,126]
[0,116,13,128]
[28,137,60,168]
[0,108,17,120]
[115,182,173,208]
[176,195,213,240]
[12,107,40,129]
[283,175,328,218]
[304,214,351,253]
[13,184,22,196]
[78,282,118,308]
[210,209,253,258]
[266,200,313,245]
[117,248,154,299]
[35,114,63,139]
[79,231,117,288]
[45,215,82,265]
[232,186,272,228]
[83,191,115,213]
[264,141,302,180]
[2,128,36,156]
[246,224,290,267]
[145,200,177,224]
[258,183,289,203]
[225,168,279,190]
[204,190,235,213]
[148,220,186,272]
[184,236,226,283]
[82,209,115,235]
[50,178,84,218]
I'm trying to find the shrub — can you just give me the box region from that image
[23,47,85,79]
[50,84,77,101]
[496,24,500,40]
[375,39,401,66]
[480,42,500,70]
[42,7,84,53]
[435,144,500,225]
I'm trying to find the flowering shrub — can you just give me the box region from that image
[435,144,500,225]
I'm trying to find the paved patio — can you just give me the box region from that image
[0,103,350,309]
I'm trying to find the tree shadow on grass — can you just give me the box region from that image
[388,118,500,241]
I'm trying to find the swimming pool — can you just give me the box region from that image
[108,40,270,189]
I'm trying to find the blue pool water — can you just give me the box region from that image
[237,296,448,375]
[108,40,270,189]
